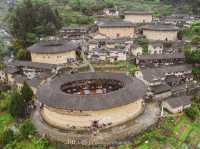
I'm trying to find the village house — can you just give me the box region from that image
[89,32,108,41]
[88,37,132,52]
[108,48,128,62]
[3,65,19,85]
[136,52,185,67]
[131,41,163,56]
[96,20,136,39]
[131,44,143,56]
[142,24,179,41]
[87,47,128,63]
[27,40,81,64]
[12,74,43,94]
[10,60,57,79]
[147,83,172,101]
[163,13,196,27]
[135,64,193,87]
[123,11,153,23]
[163,41,185,54]
[3,60,59,93]
[59,27,88,40]
[162,96,192,113]
[0,70,7,83]
[88,48,108,62]
[148,42,163,55]
[103,8,119,17]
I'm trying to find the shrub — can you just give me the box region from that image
[8,90,26,119]
[0,97,10,112]
[0,128,15,146]
[191,36,200,45]
[32,137,53,149]
[185,106,198,120]
[20,120,36,139]
[21,81,33,103]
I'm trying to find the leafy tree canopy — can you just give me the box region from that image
[8,89,26,119]
[21,81,33,103]
[0,128,15,146]
[8,0,63,47]
[20,120,36,139]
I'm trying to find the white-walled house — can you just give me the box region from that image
[131,45,143,56]
[148,42,163,55]
[0,70,7,83]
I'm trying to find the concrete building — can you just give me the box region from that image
[96,20,135,38]
[27,40,81,64]
[142,24,179,41]
[162,96,192,113]
[124,11,153,23]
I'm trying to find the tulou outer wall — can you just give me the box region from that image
[98,26,135,38]
[41,98,144,130]
[143,29,177,41]
[124,14,152,23]
[30,51,77,64]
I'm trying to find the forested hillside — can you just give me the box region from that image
[13,0,200,27]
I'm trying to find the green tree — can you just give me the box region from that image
[68,0,113,16]
[8,0,62,47]
[135,37,149,54]
[20,120,36,139]
[191,36,200,45]
[0,38,5,69]
[8,89,26,118]
[104,0,114,8]
[185,106,198,120]
[16,49,31,61]
[190,50,200,64]
[32,137,54,149]
[0,128,15,146]
[21,81,33,103]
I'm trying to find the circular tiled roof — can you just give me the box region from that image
[37,72,146,111]
[142,24,179,31]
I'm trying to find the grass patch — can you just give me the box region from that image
[137,144,150,149]
[119,144,132,149]
[0,112,13,132]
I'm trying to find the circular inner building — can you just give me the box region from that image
[36,72,146,131]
